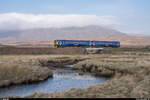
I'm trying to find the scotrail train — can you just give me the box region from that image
[54,40,120,48]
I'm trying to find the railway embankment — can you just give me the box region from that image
[0,47,85,55]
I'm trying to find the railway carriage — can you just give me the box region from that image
[92,41,120,47]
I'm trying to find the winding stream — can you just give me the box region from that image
[0,65,108,97]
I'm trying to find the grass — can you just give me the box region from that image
[0,47,85,55]
[0,47,150,98]
[25,48,150,98]
[0,55,86,88]
[0,55,56,88]
[38,56,87,67]
[0,64,53,87]
[73,59,139,77]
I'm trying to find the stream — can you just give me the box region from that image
[0,65,108,98]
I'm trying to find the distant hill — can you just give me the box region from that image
[1,25,150,48]
[0,25,127,42]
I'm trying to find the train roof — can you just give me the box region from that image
[55,40,120,42]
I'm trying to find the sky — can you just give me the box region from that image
[0,0,150,35]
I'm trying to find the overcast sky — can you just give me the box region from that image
[0,0,150,35]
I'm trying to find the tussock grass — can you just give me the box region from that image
[38,57,87,67]
[0,64,52,87]
[0,55,86,87]
[0,55,60,87]
[0,49,150,98]
[26,49,150,98]
[73,53,149,77]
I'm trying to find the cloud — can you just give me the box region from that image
[0,13,119,31]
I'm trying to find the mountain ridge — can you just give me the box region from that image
[0,25,128,42]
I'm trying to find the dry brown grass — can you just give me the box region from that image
[1,36,150,48]
[25,48,150,98]
[0,54,85,87]
[0,47,150,98]
[0,55,66,87]
[0,47,85,55]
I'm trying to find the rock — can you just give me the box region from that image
[85,48,104,54]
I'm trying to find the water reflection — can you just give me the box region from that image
[0,66,108,97]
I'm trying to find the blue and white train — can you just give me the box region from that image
[54,40,120,48]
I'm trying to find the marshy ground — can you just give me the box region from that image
[0,47,150,98]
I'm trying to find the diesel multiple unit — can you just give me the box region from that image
[54,40,120,48]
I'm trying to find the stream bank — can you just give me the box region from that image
[0,64,108,98]
[25,53,150,98]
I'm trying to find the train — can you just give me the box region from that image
[54,40,120,48]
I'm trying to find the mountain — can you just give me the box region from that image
[0,25,127,42]
[0,25,150,48]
